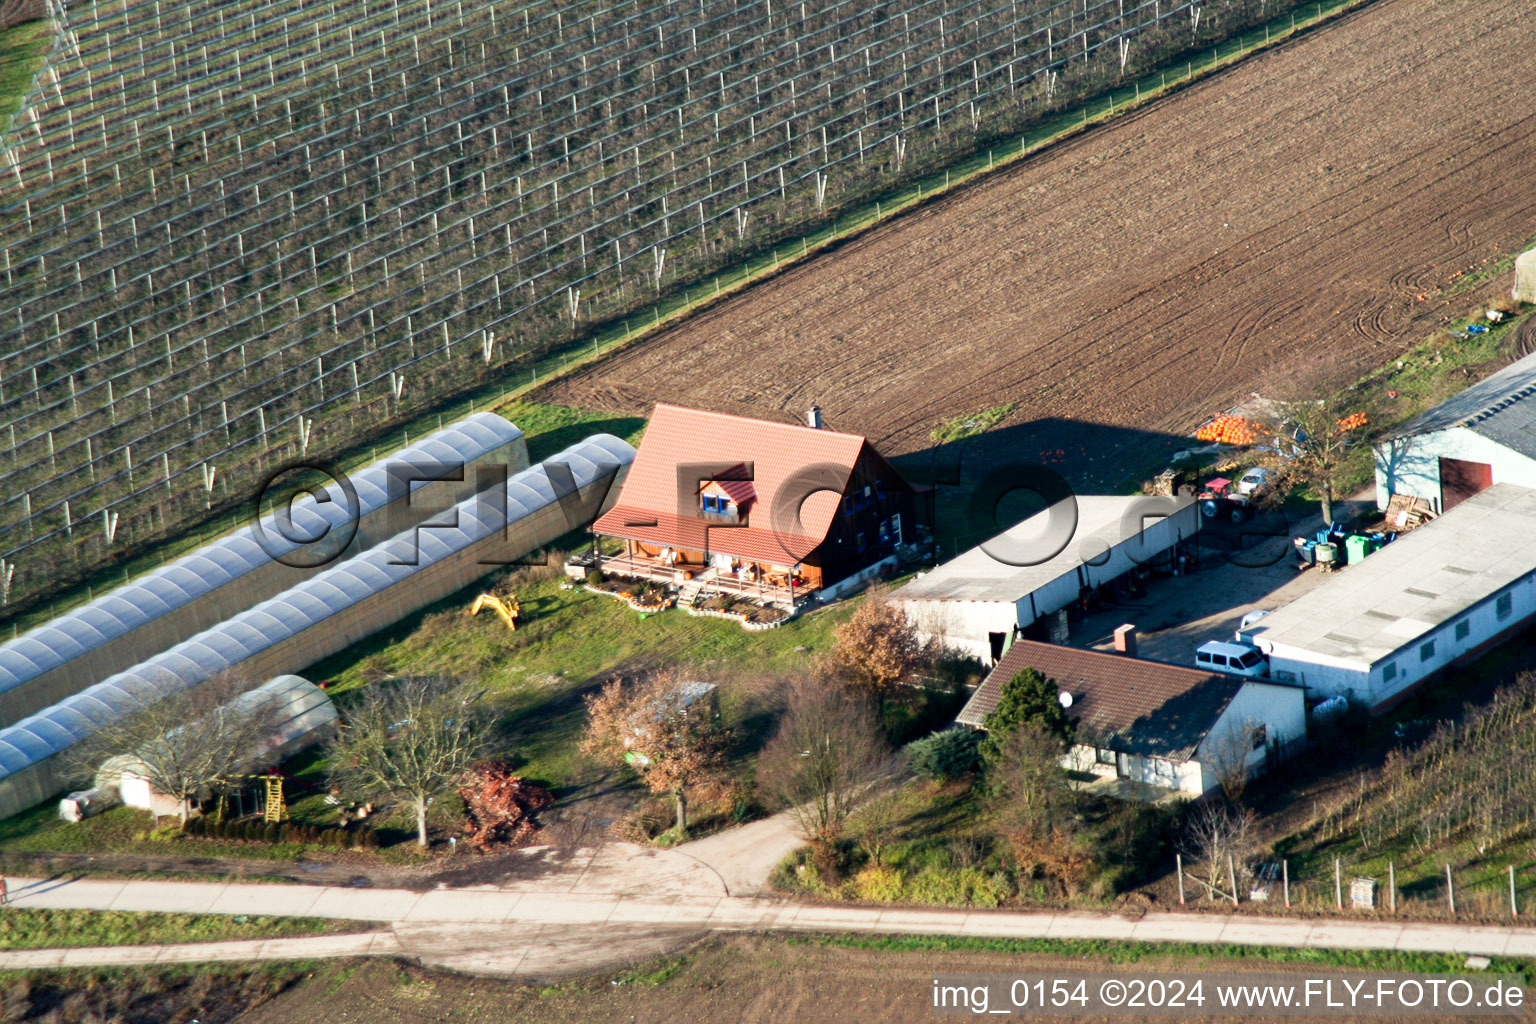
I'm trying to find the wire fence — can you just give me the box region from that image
[1176,852,1532,922]
[0,0,1346,617]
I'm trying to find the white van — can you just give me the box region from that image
[1195,640,1267,677]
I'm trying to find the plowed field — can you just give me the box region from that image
[542,0,1536,457]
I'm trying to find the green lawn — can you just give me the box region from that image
[0,907,369,950]
[314,566,857,795]
[0,18,48,136]
[494,399,646,462]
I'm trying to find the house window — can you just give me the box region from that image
[1454,619,1470,641]
[1419,639,1436,662]
[855,531,867,552]
[1497,592,1514,620]
[1382,662,1397,682]
[1095,747,1116,765]
[1251,724,1268,750]
[702,494,720,513]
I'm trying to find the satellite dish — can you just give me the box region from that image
[1057,691,1074,708]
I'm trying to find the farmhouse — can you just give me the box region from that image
[584,404,928,608]
[1239,484,1536,712]
[893,495,1200,661]
[1374,349,1536,514]
[956,639,1305,799]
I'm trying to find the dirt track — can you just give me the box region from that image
[542,0,1536,457]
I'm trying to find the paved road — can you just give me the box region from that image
[5,872,1535,977]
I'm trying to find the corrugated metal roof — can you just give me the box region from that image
[0,414,523,705]
[1241,483,1536,668]
[956,640,1243,760]
[0,434,634,781]
[1390,349,1536,453]
[593,404,867,565]
[896,496,1196,605]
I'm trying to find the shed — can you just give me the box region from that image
[0,413,528,728]
[957,640,1305,798]
[1374,350,1536,513]
[0,435,634,820]
[894,495,1199,661]
[1240,484,1536,711]
[93,675,336,817]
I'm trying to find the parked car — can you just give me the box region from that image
[1235,466,1276,497]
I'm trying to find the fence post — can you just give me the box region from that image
[1389,862,1396,913]
[1227,855,1238,907]
[1282,860,1289,908]
[1176,854,1185,905]
[1512,865,1519,918]
[1334,858,1342,910]
[1446,865,1455,916]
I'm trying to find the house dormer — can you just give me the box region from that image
[699,477,754,522]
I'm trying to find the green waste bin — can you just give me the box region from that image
[1345,534,1372,565]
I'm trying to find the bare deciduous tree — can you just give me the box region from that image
[67,673,282,825]
[1262,370,1380,525]
[848,788,905,867]
[1182,800,1259,900]
[1204,717,1265,804]
[327,676,494,847]
[580,670,728,835]
[757,675,892,859]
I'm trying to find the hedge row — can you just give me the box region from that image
[181,816,380,848]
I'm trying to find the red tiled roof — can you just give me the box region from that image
[593,404,868,566]
[712,478,757,507]
[957,640,1244,761]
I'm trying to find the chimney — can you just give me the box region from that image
[1113,623,1138,658]
[807,405,823,429]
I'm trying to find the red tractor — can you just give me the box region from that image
[1198,477,1252,523]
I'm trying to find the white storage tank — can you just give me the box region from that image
[1515,248,1536,304]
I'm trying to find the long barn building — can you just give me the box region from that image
[1240,484,1536,712]
[0,413,528,728]
[0,434,634,820]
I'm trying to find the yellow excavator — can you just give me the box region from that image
[468,592,521,631]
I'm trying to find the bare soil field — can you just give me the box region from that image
[225,937,1534,1024]
[542,0,1536,459]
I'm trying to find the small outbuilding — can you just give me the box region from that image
[957,640,1305,799]
[894,495,1199,661]
[1374,350,1536,514]
[68,675,337,821]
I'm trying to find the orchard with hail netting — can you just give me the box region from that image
[0,0,1311,616]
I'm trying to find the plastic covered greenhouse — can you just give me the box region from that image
[0,413,527,728]
[0,434,633,820]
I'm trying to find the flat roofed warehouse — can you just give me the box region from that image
[0,434,634,820]
[0,414,527,728]
[1240,483,1536,711]
[894,495,1199,661]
